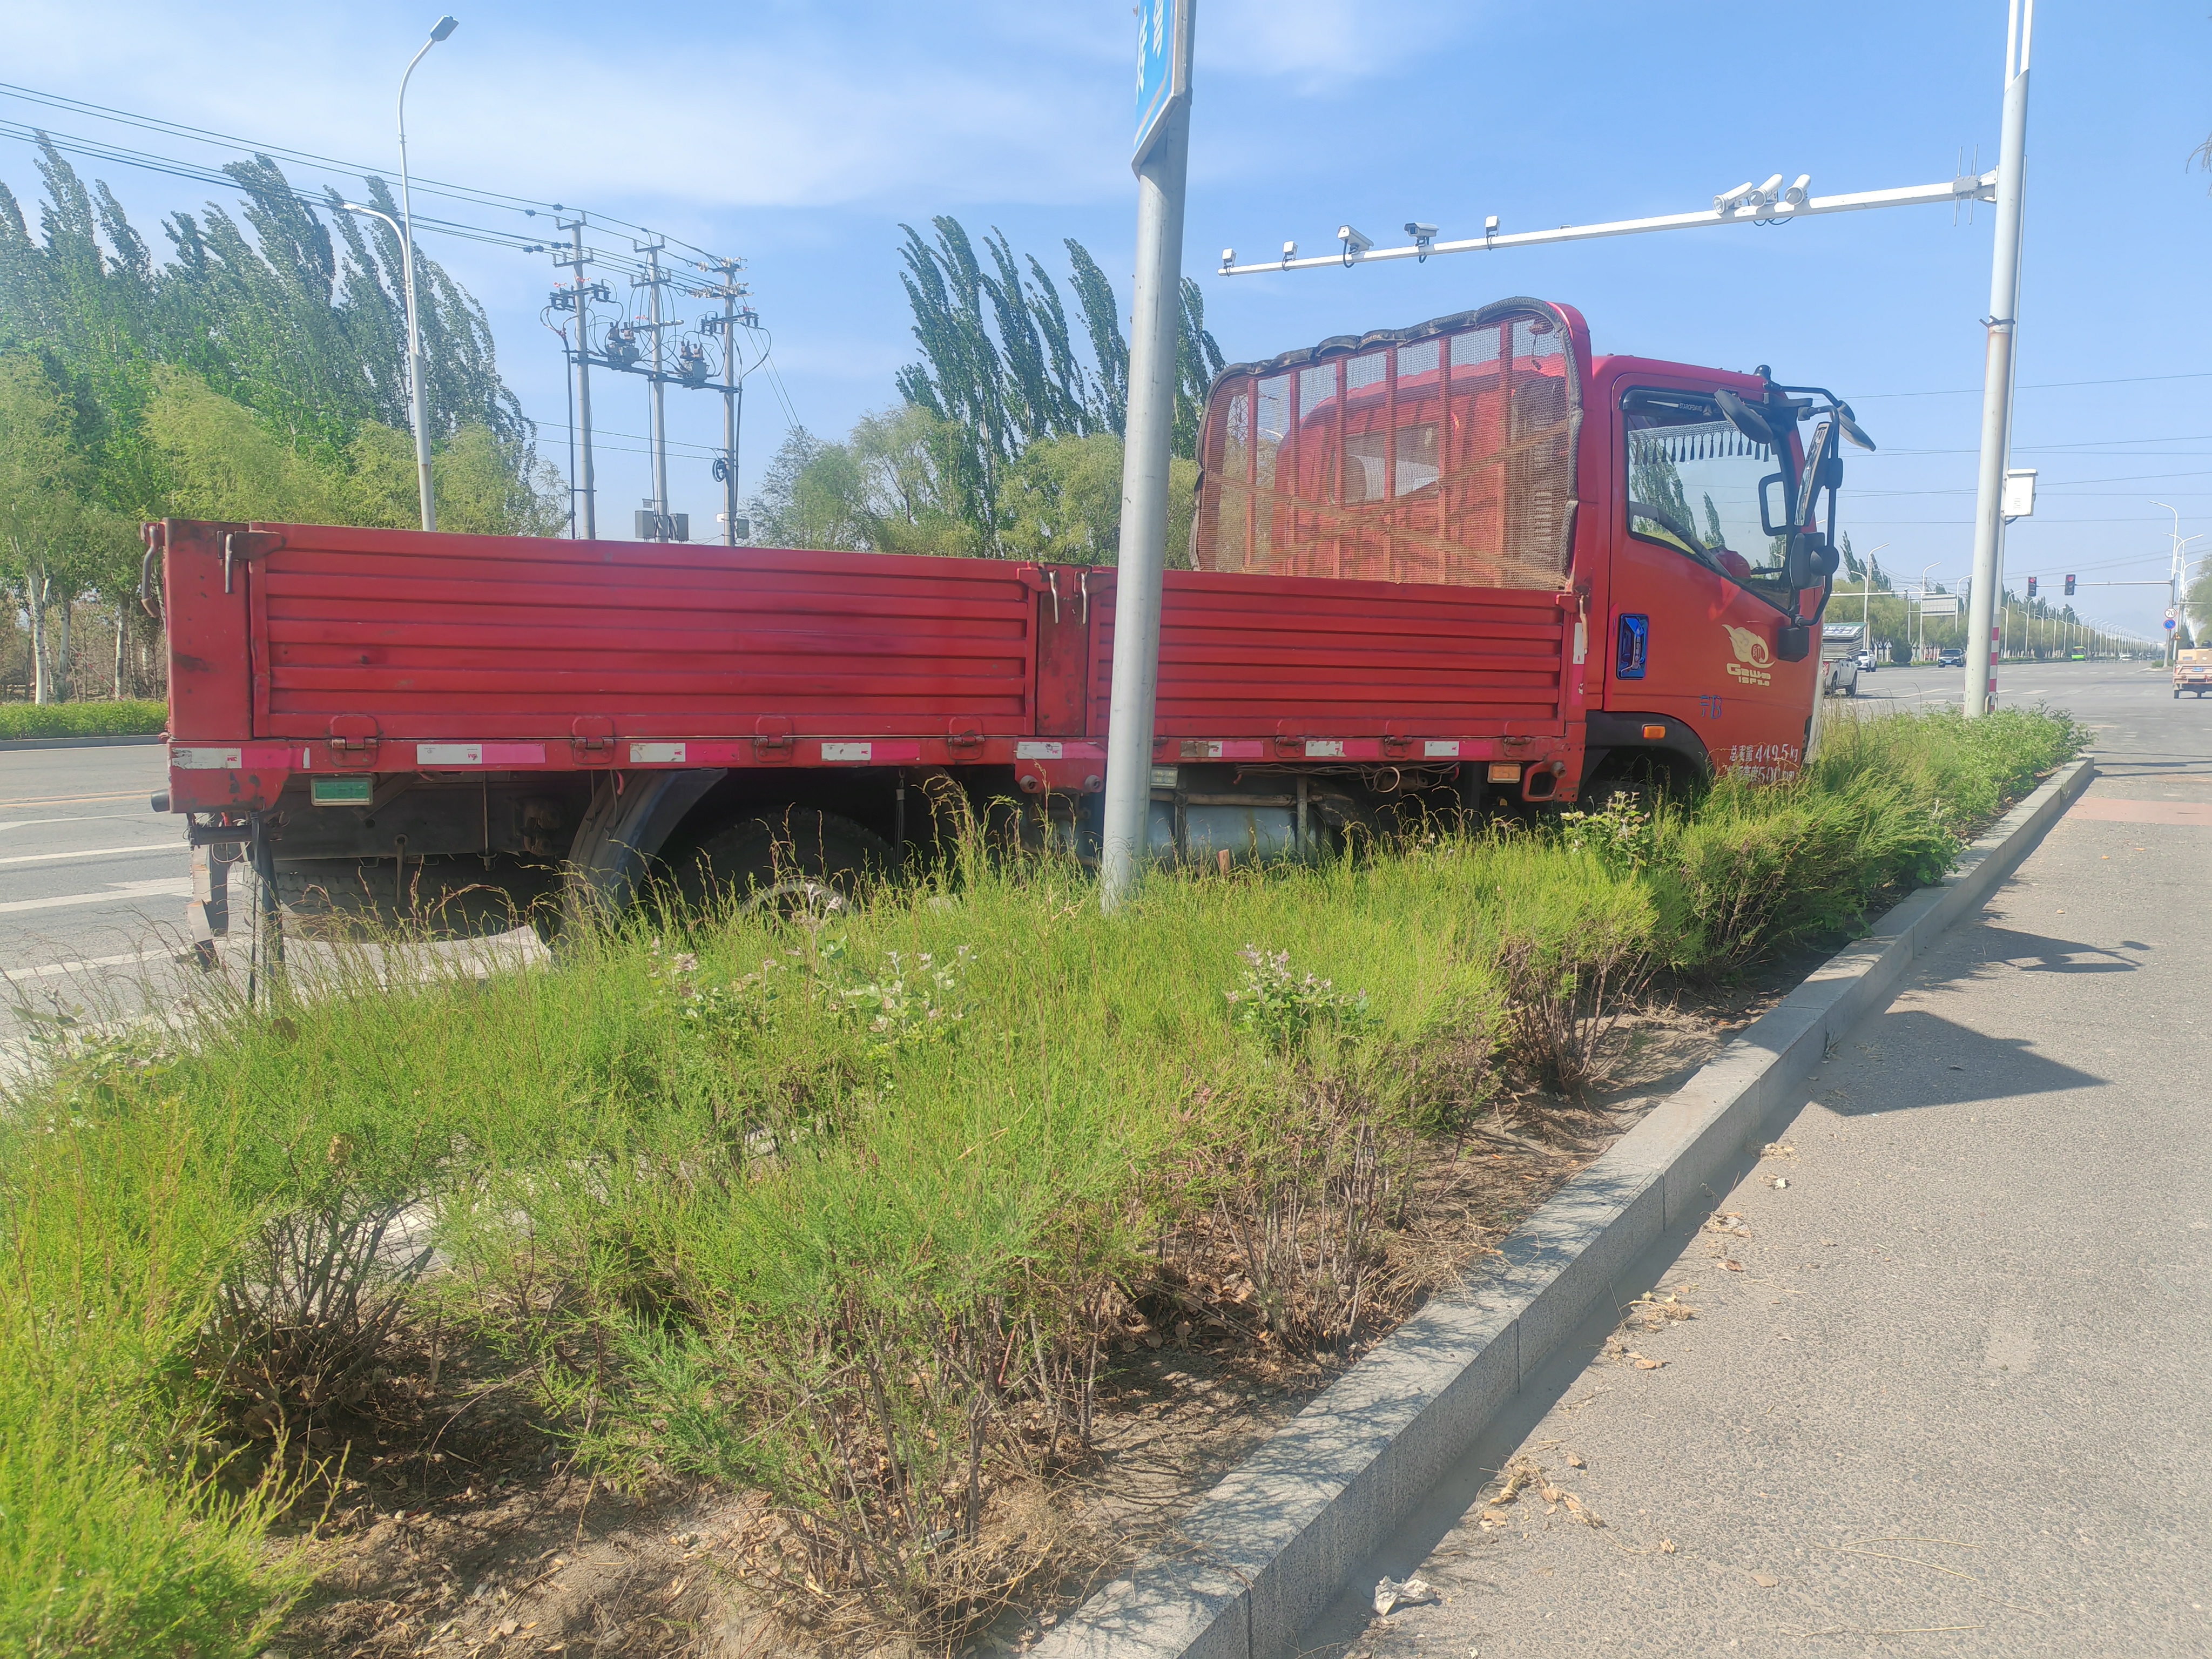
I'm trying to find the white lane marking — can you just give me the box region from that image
[0,843,183,868]
[0,814,154,833]
[0,878,193,916]
[5,946,174,983]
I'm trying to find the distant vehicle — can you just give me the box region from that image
[1820,621,1863,696]
[1854,649,1876,672]
[1937,648,1966,668]
[2177,647,2212,699]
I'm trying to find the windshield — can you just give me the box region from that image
[1623,388,1795,609]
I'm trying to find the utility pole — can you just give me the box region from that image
[556,218,599,539]
[1101,0,1196,913]
[1964,0,2033,714]
[694,258,755,546]
[636,240,672,538]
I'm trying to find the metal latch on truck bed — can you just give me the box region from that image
[571,716,617,763]
[222,529,285,594]
[327,714,379,766]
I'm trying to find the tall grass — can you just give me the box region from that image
[0,707,2082,1653]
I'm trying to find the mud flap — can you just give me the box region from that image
[562,768,728,926]
[188,841,231,942]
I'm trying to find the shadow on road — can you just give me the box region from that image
[1970,925,2149,976]
[1829,1008,2105,1115]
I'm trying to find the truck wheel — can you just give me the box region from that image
[677,810,893,914]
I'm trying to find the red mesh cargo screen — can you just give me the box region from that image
[1195,304,1579,591]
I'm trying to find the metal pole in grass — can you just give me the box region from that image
[1101,0,1196,913]
[1963,0,2033,714]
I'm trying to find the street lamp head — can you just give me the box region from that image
[430,15,459,41]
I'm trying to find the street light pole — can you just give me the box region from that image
[396,14,458,533]
[338,201,436,523]
[1964,0,2033,714]
[1101,0,1197,913]
[2154,501,2194,666]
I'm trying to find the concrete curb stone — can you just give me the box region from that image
[0,732,166,752]
[1035,754,2096,1659]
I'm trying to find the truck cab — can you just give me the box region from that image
[1191,297,1866,792]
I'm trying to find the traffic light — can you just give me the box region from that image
[2027,576,2038,598]
[2064,574,2076,596]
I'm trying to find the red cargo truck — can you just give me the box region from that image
[147,297,1865,929]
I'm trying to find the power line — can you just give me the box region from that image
[1846,369,2212,400]
[0,79,720,266]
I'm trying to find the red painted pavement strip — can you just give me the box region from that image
[2066,796,2212,826]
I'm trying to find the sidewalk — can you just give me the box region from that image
[1311,752,2212,1656]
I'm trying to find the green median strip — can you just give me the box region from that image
[0,706,2085,1658]
[0,700,168,740]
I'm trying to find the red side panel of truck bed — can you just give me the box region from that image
[1089,570,1574,737]
[248,523,1039,739]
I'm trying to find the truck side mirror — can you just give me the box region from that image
[1785,532,1840,592]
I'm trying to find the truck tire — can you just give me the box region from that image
[676,810,894,913]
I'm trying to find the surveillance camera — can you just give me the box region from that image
[1714,180,1756,212]
[1337,224,1374,254]
[1484,214,1500,235]
[1784,173,1812,206]
[1220,248,1235,269]
[1282,240,1298,259]
[1752,172,1785,206]
[1405,221,1438,241]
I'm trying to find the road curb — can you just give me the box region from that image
[1037,754,2098,1659]
[0,732,166,752]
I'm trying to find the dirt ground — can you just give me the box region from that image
[267,966,1809,1659]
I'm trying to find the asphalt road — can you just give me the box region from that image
[0,741,195,1034]
[1313,658,2211,1657]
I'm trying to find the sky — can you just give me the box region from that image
[7,0,2211,644]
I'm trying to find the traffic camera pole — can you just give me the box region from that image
[1101,0,1196,913]
[1964,0,2034,716]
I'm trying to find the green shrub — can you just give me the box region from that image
[0,700,167,739]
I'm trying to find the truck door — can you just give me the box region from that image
[1609,385,1818,782]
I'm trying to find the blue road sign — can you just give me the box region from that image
[1135,0,1189,164]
